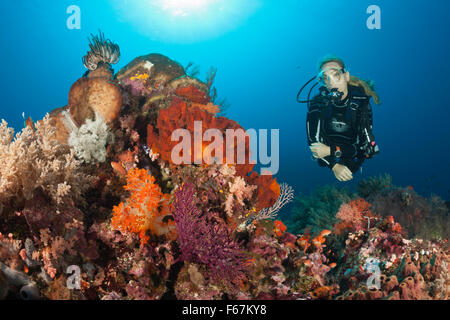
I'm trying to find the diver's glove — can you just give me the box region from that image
[309,142,331,159]
[331,163,353,181]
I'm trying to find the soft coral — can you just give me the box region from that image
[111,168,174,245]
[334,198,373,235]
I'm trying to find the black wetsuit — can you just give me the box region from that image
[306,84,376,173]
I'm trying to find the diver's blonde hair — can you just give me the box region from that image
[317,54,381,105]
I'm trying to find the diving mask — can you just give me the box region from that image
[317,67,346,86]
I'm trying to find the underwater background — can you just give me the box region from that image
[1,0,448,201]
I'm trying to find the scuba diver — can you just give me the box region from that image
[297,55,381,181]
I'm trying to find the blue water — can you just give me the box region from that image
[0,0,448,201]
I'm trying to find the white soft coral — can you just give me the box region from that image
[64,111,114,164]
[0,114,93,207]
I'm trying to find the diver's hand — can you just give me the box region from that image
[332,163,353,181]
[309,142,331,158]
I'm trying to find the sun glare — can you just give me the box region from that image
[158,0,211,16]
[111,0,261,43]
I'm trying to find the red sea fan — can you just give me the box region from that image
[246,172,281,211]
[146,97,254,176]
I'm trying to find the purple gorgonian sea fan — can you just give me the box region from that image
[172,182,248,287]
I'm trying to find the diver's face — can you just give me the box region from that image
[319,62,350,97]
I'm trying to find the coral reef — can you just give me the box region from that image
[282,185,355,236]
[172,182,247,291]
[0,34,448,300]
[65,112,114,164]
[111,168,175,245]
[0,115,93,211]
[366,187,449,240]
[46,31,122,146]
[356,173,392,198]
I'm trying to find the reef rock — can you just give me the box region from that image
[116,53,185,89]
[170,76,210,104]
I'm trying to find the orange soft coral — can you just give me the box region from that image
[273,220,287,237]
[312,230,332,248]
[111,168,175,245]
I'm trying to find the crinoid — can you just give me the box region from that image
[82,30,120,71]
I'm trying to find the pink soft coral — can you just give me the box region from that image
[225,176,256,217]
[334,198,372,234]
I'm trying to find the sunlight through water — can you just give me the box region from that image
[111,0,262,43]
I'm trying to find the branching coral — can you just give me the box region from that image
[0,115,93,209]
[33,212,97,280]
[2,201,98,283]
[0,233,21,271]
